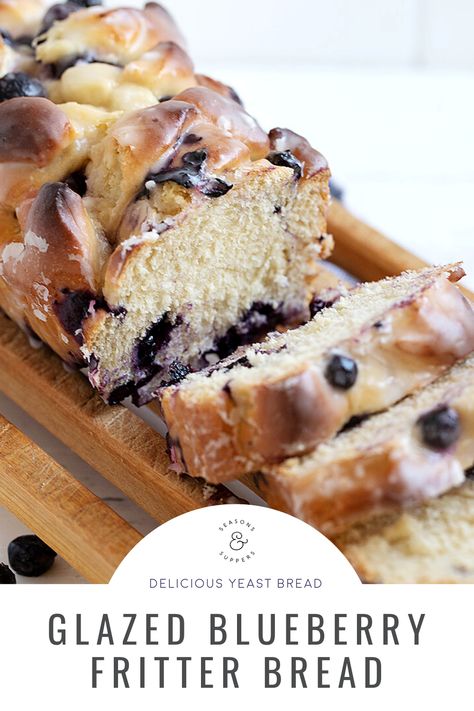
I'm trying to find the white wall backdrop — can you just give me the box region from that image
[114,0,474,68]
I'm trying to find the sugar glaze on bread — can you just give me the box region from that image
[265,353,474,537]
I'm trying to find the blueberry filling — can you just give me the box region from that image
[53,289,107,345]
[325,354,358,390]
[309,295,337,318]
[214,302,283,359]
[141,149,232,199]
[134,314,175,370]
[266,150,303,179]
[64,170,87,196]
[0,562,16,584]
[39,1,103,35]
[0,72,47,102]
[8,535,57,577]
[417,405,460,451]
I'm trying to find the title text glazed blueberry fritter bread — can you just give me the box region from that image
[0,1,332,405]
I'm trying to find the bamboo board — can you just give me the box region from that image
[0,202,471,582]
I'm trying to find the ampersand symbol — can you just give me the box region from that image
[229,531,248,551]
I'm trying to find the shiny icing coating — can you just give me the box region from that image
[265,354,474,537]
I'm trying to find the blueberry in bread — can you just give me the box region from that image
[161,265,474,483]
[264,353,474,538]
[0,3,332,406]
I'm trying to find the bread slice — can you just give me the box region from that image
[161,265,474,483]
[264,353,474,537]
[335,480,474,583]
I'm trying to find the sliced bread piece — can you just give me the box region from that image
[264,353,474,537]
[335,479,474,583]
[161,265,474,483]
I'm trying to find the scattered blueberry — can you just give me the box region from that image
[0,562,16,584]
[267,150,303,179]
[417,405,460,451]
[0,72,47,102]
[325,353,358,389]
[8,535,57,577]
[329,178,344,202]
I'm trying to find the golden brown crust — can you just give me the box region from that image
[0,182,109,362]
[0,97,73,167]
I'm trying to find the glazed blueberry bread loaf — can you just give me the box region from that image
[0,2,332,406]
[161,265,474,483]
[264,353,474,537]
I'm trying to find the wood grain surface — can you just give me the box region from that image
[0,414,142,582]
[0,313,240,525]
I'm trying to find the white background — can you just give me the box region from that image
[1,1,474,581]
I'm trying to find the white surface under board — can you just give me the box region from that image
[1,66,473,583]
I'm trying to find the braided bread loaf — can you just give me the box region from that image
[0,2,332,405]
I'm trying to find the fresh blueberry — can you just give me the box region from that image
[417,405,460,451]
[8,535,57,577]
[0,72,47,102]
[0,562,16,584]
[266,150,303,179]
[325,353,358,389]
